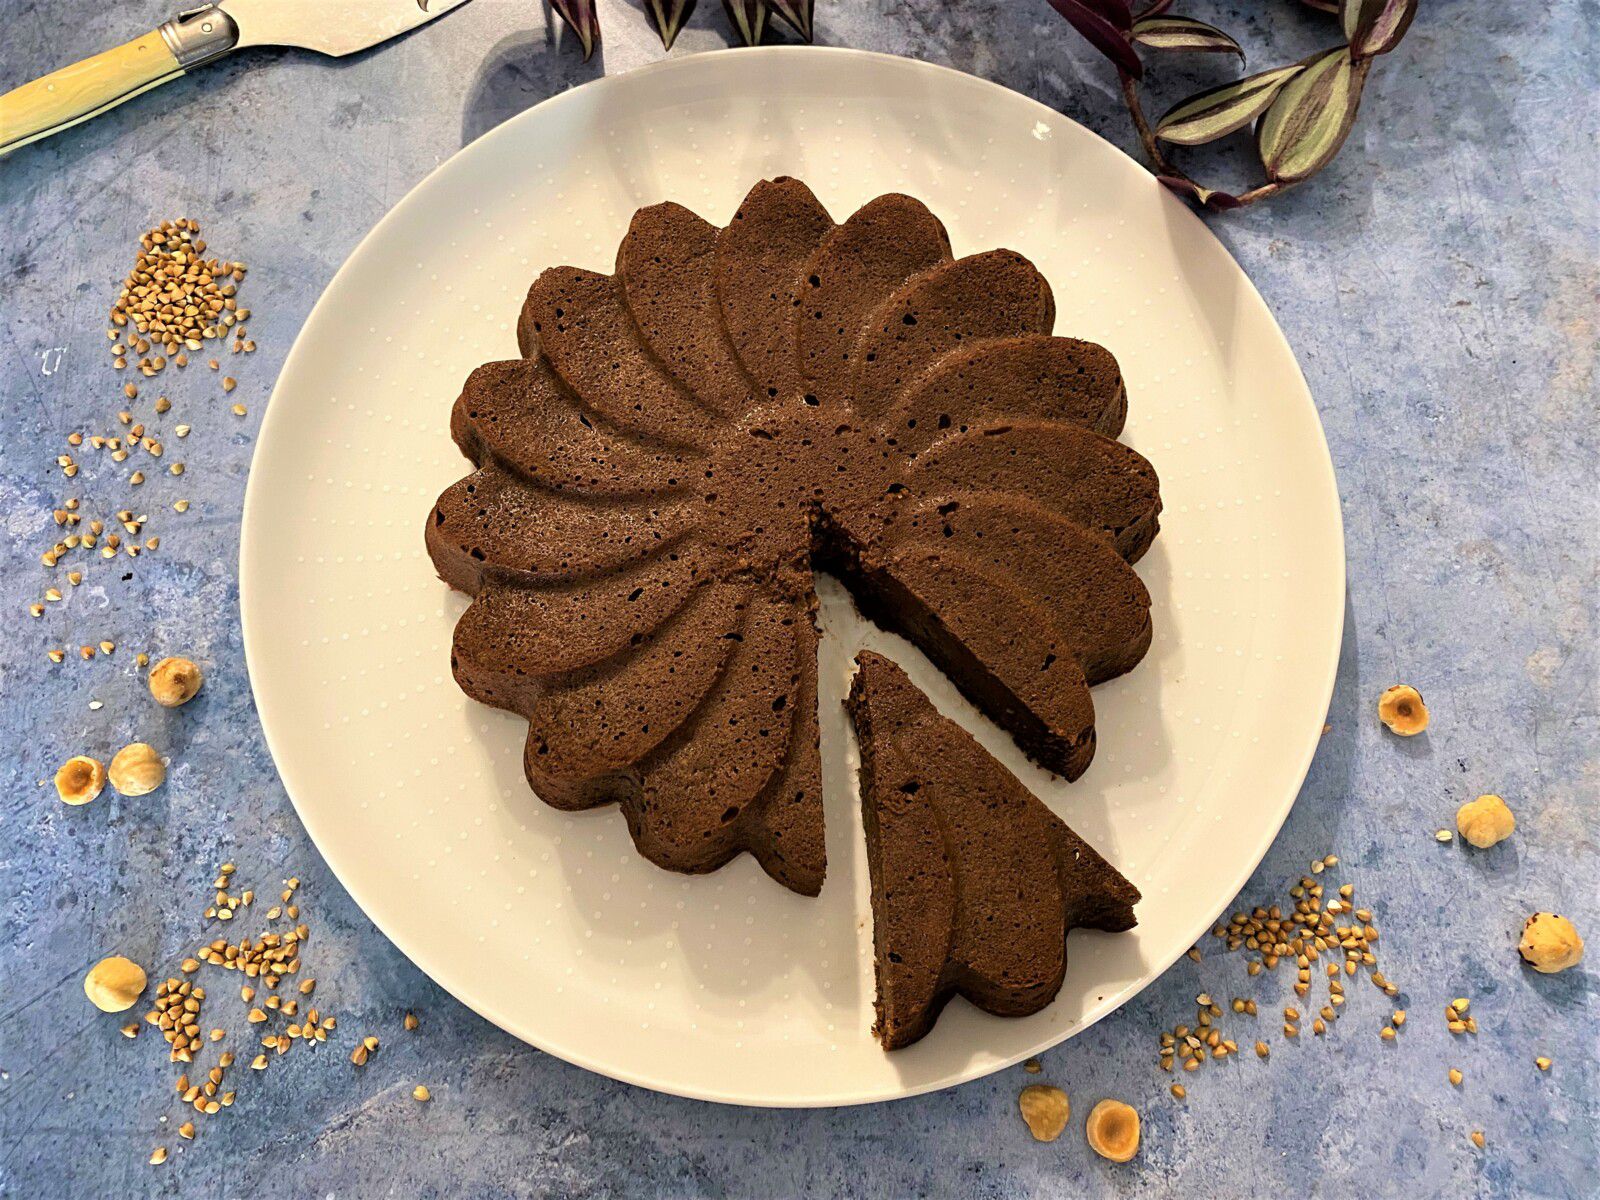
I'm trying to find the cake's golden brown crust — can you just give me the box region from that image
[428,179,1161,896]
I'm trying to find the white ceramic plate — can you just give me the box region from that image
[241,47,1343,1107]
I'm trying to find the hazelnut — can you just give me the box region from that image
[109,743,166,796]
[148,656,203,707]
[1377,685,1429,736]
[1519,913,1584,974]
[1456,794,1515,849]
[55,755,106,805]
[85,955,148,1012]
[1085,1098,1141,1163]
[1017,1084,1070,1142]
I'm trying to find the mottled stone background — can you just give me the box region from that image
[1,1,1595,1196]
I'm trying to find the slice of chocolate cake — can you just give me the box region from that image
[846,651,1140,1050]
[796,193,951,408]
[882,334,1129,453]
[713,176,834,402]
[849,249,1056,416]
[908,419,1161,562]
[617,201,757,418]
[429,178,1162,898]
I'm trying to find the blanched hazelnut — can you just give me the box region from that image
[1377,685,1429,736]
[109,743,165,796]
[1018,1085,1070,1142]
[55,755,106,805]
[1519,913,1583,974]
[85,955,147,1012]
[1085,1099,1141,1162]
[1456,794,1515,849]
[148,656,203,707]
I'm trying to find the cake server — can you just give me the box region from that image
[0,0,473,157]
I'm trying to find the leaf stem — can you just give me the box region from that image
[1230,180,1289,206]
[1117,70,1174,176]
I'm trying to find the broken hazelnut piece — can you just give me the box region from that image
[1377,685,1429,736]
[148,656,204,707]
[85,955,148,1012]
[1518,913,1584,974]
[55,755,107,805]
[1085,1099,1141,1163]
[1456,794,1515,849]
[109,743,166,796]
[1018,1084,1070,1142]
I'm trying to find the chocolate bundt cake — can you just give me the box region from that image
[846,651,1141,1050]
[427,177,1161,898]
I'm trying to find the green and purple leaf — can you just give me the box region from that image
[1298,0,1339,12]
[1256,46,1370,183]
[645,0,697,49]
[1048,0,1143,78]
[1131,15,1244,60]
[1154,64,1302,145]
[1342,0,1417,57]
[722,0,768,45]
[768,0,814,40]
[550,0,600,59]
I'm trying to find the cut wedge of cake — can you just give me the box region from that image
[846,651,1140,1049]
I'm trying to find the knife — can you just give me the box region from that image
[0,0,473,157]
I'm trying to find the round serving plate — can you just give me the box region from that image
[240,47,1344,1106]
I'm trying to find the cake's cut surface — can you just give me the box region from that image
[845,651,1141,1050]
[427,177,1161,896]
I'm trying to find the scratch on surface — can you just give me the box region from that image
[0,963,82,1029]
[1,335,55,427]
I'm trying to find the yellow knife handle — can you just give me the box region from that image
[0,31,183,157]
[0,10,238,157]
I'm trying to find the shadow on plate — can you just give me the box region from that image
[461,30,605,150]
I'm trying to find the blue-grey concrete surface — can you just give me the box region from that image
[1,2,1595,1196]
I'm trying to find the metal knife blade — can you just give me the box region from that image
[216,0,474,57]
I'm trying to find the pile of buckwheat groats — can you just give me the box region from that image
[33,218,257,663]
[107,217,254,377]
